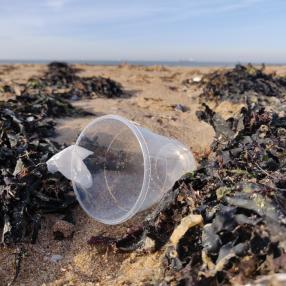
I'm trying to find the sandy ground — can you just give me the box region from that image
[1,64,286,286]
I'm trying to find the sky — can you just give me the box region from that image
[0,0,285,62]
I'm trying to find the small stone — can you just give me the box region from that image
[141,237,156,252]
[259,125,269,133]
[278,109,286,117]
[277,128,286,137]
[26,116,35,122]
[52,219,75,240]
[173,104,189,112]
[258,132,267,139]
[50,254,63,263]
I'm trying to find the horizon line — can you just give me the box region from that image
[0,59,286,66]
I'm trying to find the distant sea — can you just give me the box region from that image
[0,60,285,67]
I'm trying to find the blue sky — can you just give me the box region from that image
[0,0,285,62]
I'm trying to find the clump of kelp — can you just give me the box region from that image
[1,67,73,246]
[0,62,126,284]
[89,91,286,283]
[199,64,286,113]
[26,61,126,100]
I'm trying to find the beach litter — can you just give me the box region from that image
[47,114,196,225]
[182,75,202,86]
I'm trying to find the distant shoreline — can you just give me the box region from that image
[0,60,286,67]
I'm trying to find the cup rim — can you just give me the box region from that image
[72,114,151,225]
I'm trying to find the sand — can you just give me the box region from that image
[0,64,285,286]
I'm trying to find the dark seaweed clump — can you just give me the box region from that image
[0,106,76,245]
[199,64,286,111]
[27,61,126,100]
[0,65,90,246]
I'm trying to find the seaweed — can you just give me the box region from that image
[0,63,102,246]
[198,64,286,112]
[29,61,126,100]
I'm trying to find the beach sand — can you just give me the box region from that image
[1,64,286,285]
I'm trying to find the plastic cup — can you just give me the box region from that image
[72,115,196,225]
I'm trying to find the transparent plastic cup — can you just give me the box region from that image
[48,115,196,225]
[73,115,196,224]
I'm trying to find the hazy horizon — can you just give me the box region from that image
[1,59,286,66]
[0,0,285,63]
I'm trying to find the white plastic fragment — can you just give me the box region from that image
[46,145,93,189]
[192,75,202,82]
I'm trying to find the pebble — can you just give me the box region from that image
[50,255,63,263]
[174,104,189,112]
